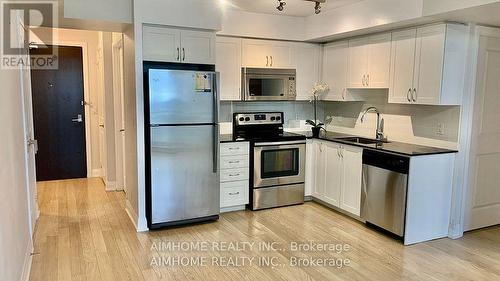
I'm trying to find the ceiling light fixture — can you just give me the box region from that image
[276,0,326,15]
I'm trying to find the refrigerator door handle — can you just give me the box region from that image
[213,72,220,174]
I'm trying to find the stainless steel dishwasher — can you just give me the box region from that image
[361,150,410,237]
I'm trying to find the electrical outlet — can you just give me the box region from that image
[436,123,445,136]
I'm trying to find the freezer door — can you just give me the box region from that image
[149,69,215,125]
[150,125,220,224]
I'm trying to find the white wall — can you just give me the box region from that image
[31,28,105,177]
[136,0,222,30]
[64,0,133,23]
[102,32,117,188]
[304,0,424,40]
[219,10,305,41]
[0,18,33,281]
[422,0,500,15]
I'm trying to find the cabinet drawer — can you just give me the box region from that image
[221,181,248,207]
[220,142,249,156]
[220,168,249,182]
[221,155,249,170]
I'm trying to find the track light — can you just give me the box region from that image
[276,0,286,12]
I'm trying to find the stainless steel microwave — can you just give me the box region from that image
[242,68,296,101]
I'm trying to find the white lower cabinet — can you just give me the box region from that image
[219,142,250,212]
[310,140,363,216]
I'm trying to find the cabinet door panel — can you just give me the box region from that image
[216,37,242,101]
[324,143,342,207]
[348,38,369,88]
[367,33,392,88]
[413,25,446,105]
[296,43,320,100]
[340,145,363,216]
[313,142,326,199]
[143,26,181,62]
[323,41,348,101]
[270,43,294,69]
[389,29,417,104]
[242,39,271,68]
[181,30,216,64]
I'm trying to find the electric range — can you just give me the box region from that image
[232,112,306,210]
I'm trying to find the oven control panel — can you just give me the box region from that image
[234,113,283,126]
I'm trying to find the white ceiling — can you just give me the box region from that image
[222,0,364,17]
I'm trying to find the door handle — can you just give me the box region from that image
[72,114,83,123]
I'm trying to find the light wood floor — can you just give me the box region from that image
[30,178,500,281]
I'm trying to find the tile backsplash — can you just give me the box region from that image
[322,92,461,149]
[220,101,324,129]
[219,93,461,150]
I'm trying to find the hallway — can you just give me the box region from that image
[30,179,500,281]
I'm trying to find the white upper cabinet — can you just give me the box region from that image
[389,24,467,105]
[295,43,321,101]
[143,25,216,65]
[348,33,391,89]
[181,30,216,64]
[143,26,181,62]
[322,41,349,101]
[389,29,417,104]
[216,37,242,101]
[242,39,294,68]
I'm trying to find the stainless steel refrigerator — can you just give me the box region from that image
[144,62,220,229]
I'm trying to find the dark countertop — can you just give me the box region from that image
[220,131,458,156]
[298,131,458,156]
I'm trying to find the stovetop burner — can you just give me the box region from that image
[233,112,306,143]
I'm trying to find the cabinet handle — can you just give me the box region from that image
[266,56,269,67]
[270,56,273,67]
[229,192,240,196]
[228,173,240,177]
[412,88,417,102]
[342,89,346,100]
[228,161,240,164]
[367,74,370,87]
[362,75,365,86]
[182,48,185,61]
[228,147,239,150]
[407,88,411,102]
[177,47,180,61]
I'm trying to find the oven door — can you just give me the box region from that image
[253,141,306,188]
[244,75,295,101]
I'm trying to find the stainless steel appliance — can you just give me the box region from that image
[361,150,409,237]
[242,68,296,101]
[144,62,220,229]
[232,112,306,210]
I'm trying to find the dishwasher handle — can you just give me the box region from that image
[362,149,410,174]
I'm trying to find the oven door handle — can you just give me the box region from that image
[254,141,306,147]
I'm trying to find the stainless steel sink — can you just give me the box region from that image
[336,137,390,145]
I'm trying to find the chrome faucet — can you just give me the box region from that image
[361,107,385,141]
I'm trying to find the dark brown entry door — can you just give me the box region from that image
[30,45,87,181]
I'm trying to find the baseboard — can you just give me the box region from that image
[105,181,117,192]
[448,222,464,239]
[90,168,102,178]
[221,205,246,213]
[125,200,149,232]
[20,243,33,281]
[304,195,313,202]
